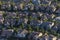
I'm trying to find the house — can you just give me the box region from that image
[0,13,4,23]
[31,12,38,18]
[13,5,17,10]
[43,13,51,19]
[0,38,7,40]
[4,18,16,28]
[17,18,24,26]
[44,13,55,19]
[4,21,10,28]
[37,12,43,17]
[37,20,43,26]
[50,14,55,19]
[40,34,57,40]
[1,4,6,10]
[19,3,24,10]
[43,35,49,40]
[4,18,16,27]
[23,0,30,4]
[24,18,28,24]
[30,19,43,28]
[30,20,38,27]
[7,12,17,18]
[12,12,17,18]
[41,0,51,5]
[49,35,57,40]
[53,17,60,22]
[32,0,40,5]
[51,1,57,7]
[0,11,4,13]
[1,29,14,38]
[56,24,60,33]
[33,32,43,40]
[39,14,48,21]
[13,10,17,16]
[24,5,29,10]
[0,30,2,35]
[3,16,12,28]
[28,32,43,40]
[2,0,10,2]
[18,12,26,18]
[17,4,21,10]
[16,29,28,38]
[40,22,54,30]
[39,5,46,11]
[56,8,60,14]
[10,18,17,27]
[13,0,21,3]
[38,37,45,40]
[46,5,56,13]
[52,26,58,32]
[57,38,60,40]
[24,3,34,10]
[6,3,11,10]
[23,11,29,16]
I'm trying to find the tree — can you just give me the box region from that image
[27,24,32,33]
[0,1,2,5]
[3,12,7,19]
[36,26,40,31]
[20,23,24,29]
